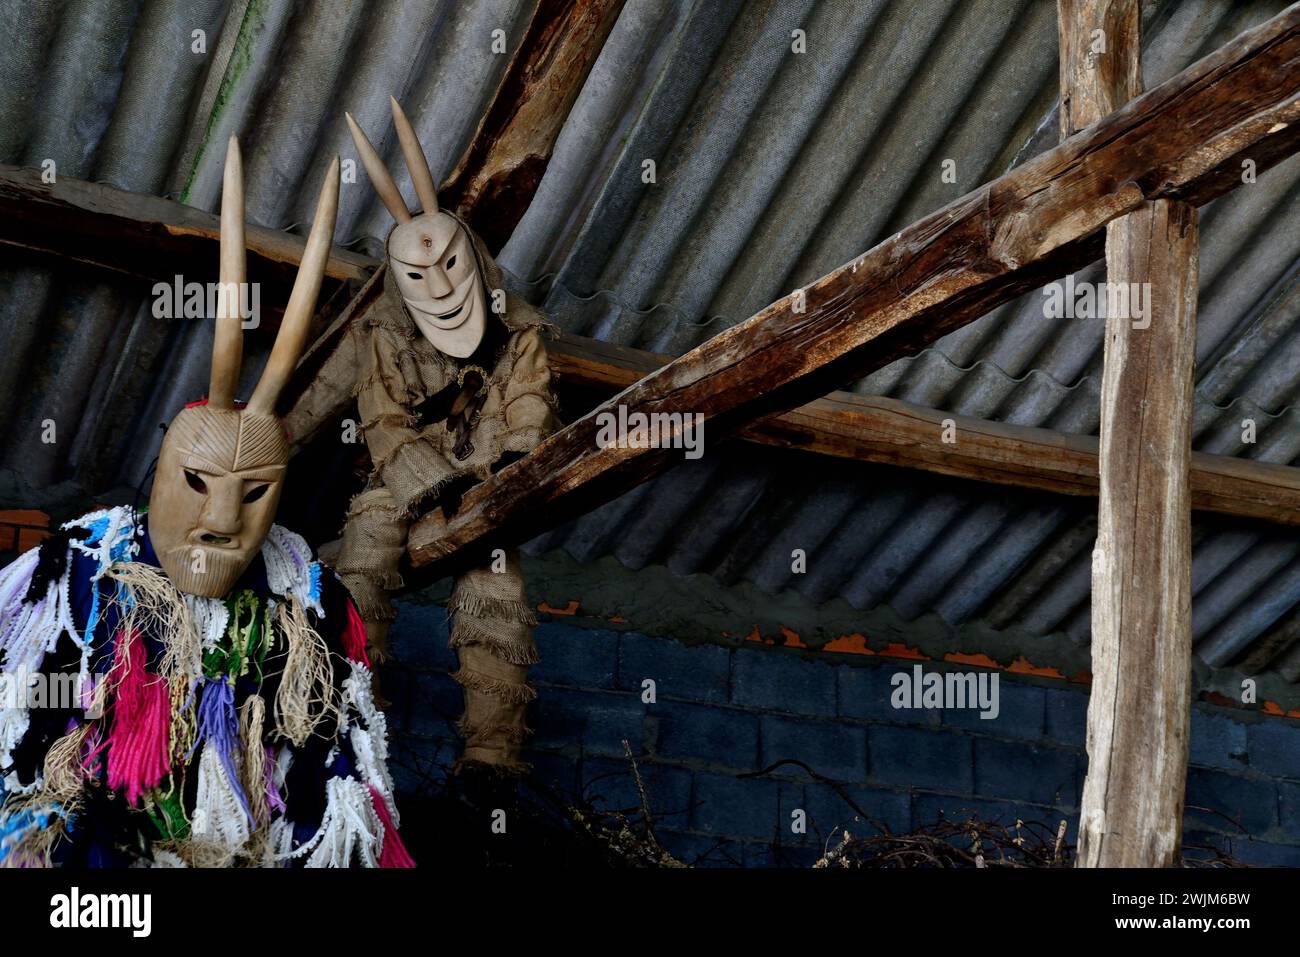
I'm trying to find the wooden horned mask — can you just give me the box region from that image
[346,98,487,359]
[147,137,340,598]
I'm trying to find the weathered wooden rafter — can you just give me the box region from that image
[438,0,627,253]
[2,158,1300,527]
[546,335,1300,527]
[0,164,369,294]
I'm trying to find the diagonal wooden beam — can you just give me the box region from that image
[406,5,1300,577]
[438,0,627,253]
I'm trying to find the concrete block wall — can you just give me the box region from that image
[382,601,1300,867]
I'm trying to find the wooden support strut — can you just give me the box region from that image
[1064,0,1196,869]
[406,5,1300,578]
[438,0,628,254]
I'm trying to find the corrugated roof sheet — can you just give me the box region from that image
[1,0,1298,687]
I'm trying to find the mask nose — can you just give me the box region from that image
[197,481,243,543]
[426,265,453,298]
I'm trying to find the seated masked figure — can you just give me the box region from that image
[285,99,558,773]
[0,139,413,869]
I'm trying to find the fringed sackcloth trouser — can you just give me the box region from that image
[336,492,539,772]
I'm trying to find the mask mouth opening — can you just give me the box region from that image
[437,303,464,321]
[200,534,233,546]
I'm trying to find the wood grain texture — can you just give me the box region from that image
[1080,199,1197,868]
[1058,0,1141,139]
[0,164,370,285]
[548,334,1300,525]
[1062,0,1196,869]
[439,0,627,252]
[407,6,1300,578]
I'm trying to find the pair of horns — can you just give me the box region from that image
[345,97,438,223]
[209,135,340,415]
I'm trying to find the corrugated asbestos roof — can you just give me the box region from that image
[1,0,1299,684]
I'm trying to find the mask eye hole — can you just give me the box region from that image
[242,483,271,504]
[407,271,422,280]
[184,470,207,494]
[445,254,457,270]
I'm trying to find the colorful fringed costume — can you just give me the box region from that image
[0,506,413,869]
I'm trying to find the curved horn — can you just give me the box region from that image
[390,96,438,215]
[209,135,245,410]
[246,157,341,415]
[344,111,411,224]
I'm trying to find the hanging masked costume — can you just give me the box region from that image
[0,139,412,868]
[284,99,558,772]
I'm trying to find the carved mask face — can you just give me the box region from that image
[148,406,287,597]
[146,134,339,598]
[347,98,488,358]
[388,212,486,358]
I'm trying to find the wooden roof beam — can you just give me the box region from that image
[0,169,1297,528]
[547,336,1300,527]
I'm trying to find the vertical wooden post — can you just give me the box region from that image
[1059,0,1199,868]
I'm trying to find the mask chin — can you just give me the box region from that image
[156,546,251,599]
[407,280,487,358]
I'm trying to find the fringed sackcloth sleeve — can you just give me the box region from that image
[499,325,560,456]
[356,322,466,518]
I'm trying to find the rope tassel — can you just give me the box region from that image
[273,598,337,746]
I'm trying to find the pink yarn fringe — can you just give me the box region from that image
[105,628,170,806]
[368,784,414,868]
[343,599,371,667]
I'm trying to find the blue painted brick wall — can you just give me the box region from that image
[382,603,1300,867]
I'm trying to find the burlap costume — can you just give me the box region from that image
[285,223,557,770]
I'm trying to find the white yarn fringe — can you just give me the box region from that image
[290,776,383,868]
[341,661,398,824]
[64,506,139,570]
[143,849,188,868]
[183,594,230,653]
[192,743,249,855]
[262,526,324,617]
[0,541,79,773]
